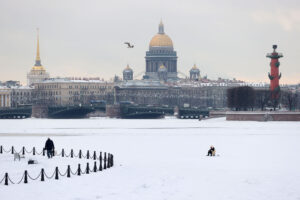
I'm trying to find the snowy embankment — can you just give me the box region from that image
[0,117,300,200]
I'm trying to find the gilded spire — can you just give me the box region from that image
[35,28,41,66]
[158,20,164,34]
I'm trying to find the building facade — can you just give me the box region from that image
[11,86,34,107]
[33,78,114,106]
[145,21,178,80]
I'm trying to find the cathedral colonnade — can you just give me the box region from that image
[0,92,11,108]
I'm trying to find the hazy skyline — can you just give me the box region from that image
[0,0,299,84]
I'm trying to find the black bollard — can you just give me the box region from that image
[71,149,73,158]
[104,152,107,169]
[77,164,81,176]
[22,147,25,155]
[11,146,14,154]
[107,153,110,168]
[109,154,112,168]
[86,150,90,159]
[55,167,59,180]
[99,152,103,171]
[67,165,71,178]
[93,151,96,160]
[4,173,8,185]
[111,154,114,167]
[62,149,65,157]
[33,147,36,155]
[79,150,82,159]
[42,148,45,156]
[41,169,45,181]
[0,145,2,154]
[24,170,28,184]
[93,161,97,172]
[86,163,90,174]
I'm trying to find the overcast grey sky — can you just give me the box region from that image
[0,0,299,84]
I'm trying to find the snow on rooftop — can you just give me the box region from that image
[42,78,107,83]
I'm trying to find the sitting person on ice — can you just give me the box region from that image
[44,138,55,158]
[207,145,215,156]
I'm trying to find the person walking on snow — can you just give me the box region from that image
[207,145,215,156]
[44,138,55,158]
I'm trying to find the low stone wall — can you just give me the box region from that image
[106,104,121,118]
[226,111,300,121]
[210,111,226,118]
[32,105,48,118]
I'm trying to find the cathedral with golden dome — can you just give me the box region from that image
[145,21,178,80]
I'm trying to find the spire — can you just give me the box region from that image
[35,28,41,66]
[158,19,164,34]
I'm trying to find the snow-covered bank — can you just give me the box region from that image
[0,118,300,200]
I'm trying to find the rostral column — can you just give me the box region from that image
[266,45,283,100]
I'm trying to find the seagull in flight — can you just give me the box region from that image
[124,42,134,48]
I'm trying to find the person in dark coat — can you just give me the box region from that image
[207,145,215,156]
[44,138,55,158]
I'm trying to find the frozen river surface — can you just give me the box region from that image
[0,117,300,200]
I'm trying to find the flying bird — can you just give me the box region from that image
[124,42,134,48]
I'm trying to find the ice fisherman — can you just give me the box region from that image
[44,138,55,158]
[207,145,215,156]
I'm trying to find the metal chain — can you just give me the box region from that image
[25,148,33,154]
[70,168,78,175]
[7,175,15,184]
[58,169,67,177]
[16,173,25,184]
[27,172,42,181]
[36,151,43,155]
[0,175,5,184]
[44,170,56,179]
[65,153,71,158]
[3,147,11,153]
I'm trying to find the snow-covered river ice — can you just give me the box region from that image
[0,117,299,200]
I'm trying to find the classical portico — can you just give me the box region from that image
[0,89,11,107]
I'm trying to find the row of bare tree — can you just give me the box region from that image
[227,86,299,111]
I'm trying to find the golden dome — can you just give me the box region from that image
[123,64,132,71]
[149,34,173,47]
[149,21,173,47]
[159,65,166,69]
[32,65,45,71]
